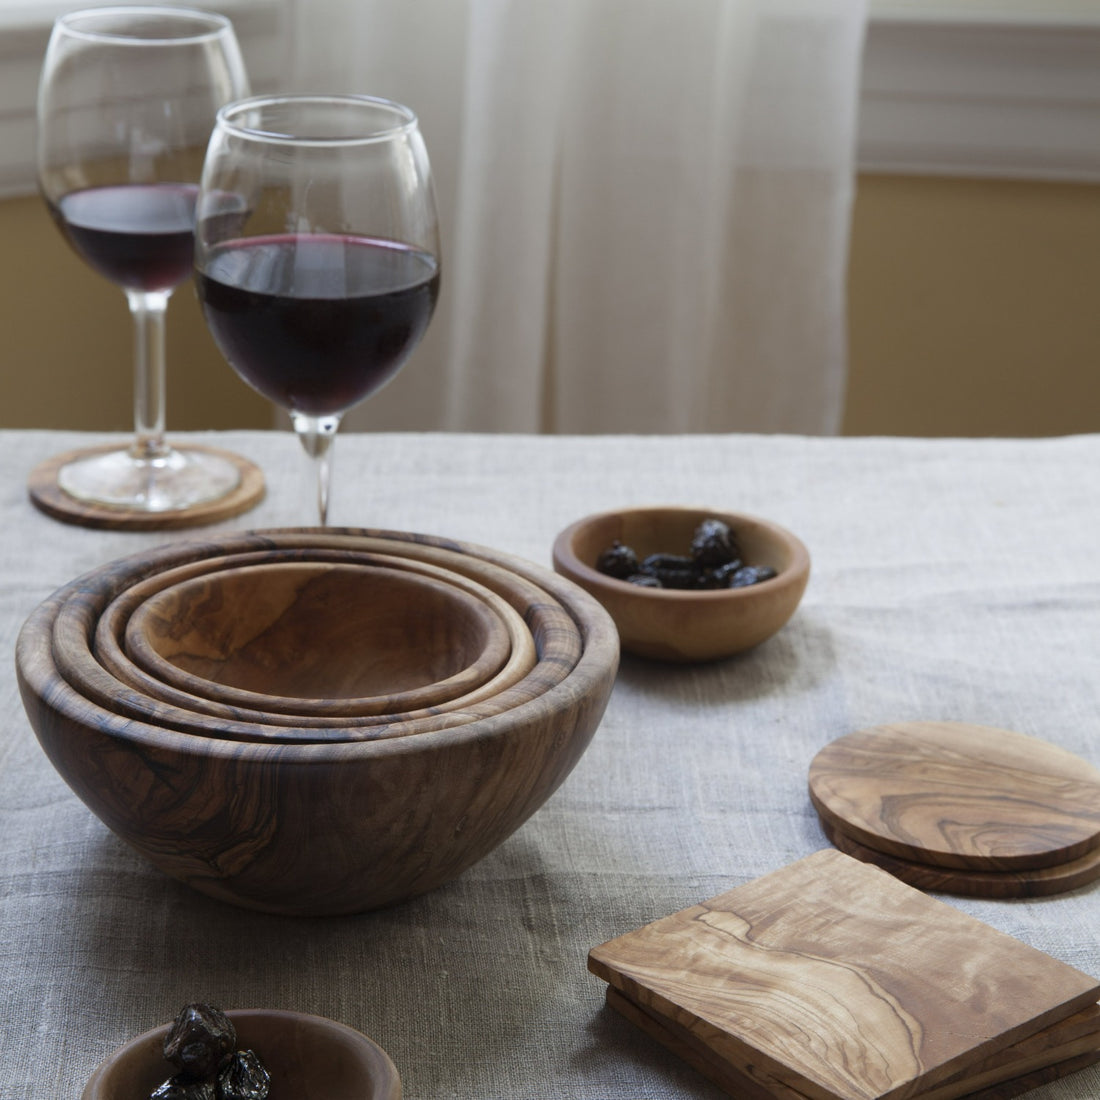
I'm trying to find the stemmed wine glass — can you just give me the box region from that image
[194,94,441,525]
[37,7,250,513]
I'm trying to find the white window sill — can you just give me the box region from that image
[2,3,1100,194]
[861,4,1100,180]
[0,0,288,199]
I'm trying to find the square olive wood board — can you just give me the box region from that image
[587,849,1100,1100]
[604,987,1100,1100]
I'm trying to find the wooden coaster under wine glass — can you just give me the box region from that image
[808,722,1100,872]
[28,443,265,530]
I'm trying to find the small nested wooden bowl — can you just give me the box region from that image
[82,1009,400,1100]
[121,560,513,718]
[55,544,576,743]
[17,528,618,912]
[91,547,538,730]
[552,506,810,662]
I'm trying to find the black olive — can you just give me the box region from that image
[627,573,663,587]
[595,540,639,579]
[217,1050,271,1100]
[726,564,777,588]
[151,1077,217,1100]
[691,518,740,569]
[639,553,697,589]
[163,1004,237,1081]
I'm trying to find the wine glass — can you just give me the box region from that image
[37,6,250,513]
[194,94,441,526]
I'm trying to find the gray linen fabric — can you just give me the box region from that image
[2,429,1098,1099]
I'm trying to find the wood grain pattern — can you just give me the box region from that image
[80,1009,401,1100]
[17,527,619,913]
[808,723,1100,871]
[53,541,577,742]
[587,849,1100,1100]
[819,816,1100,898]
[27,442,265,530]
[604,987,1100,1100]
[124,561,513,716]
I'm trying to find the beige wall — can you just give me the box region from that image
[845,174,1100,437]
[4,175,1100,437]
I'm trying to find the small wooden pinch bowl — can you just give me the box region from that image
[121,560,514,718]
[17,527,618,912]
[552,505,810,662]
[81,1008,400,1100]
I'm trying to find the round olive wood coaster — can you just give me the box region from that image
[818,816,1100,899]
[27,443,265,531]
[808,722,1100,872]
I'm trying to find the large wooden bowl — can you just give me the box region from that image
[552,506,810,662]
[18,528,619,913]
[122,560,516,717]
[55,544,578,742]
[82,1009,401,1100]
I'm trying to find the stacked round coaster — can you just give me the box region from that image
[809,721,1100,898]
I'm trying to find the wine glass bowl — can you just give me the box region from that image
[195,94,441,525]
[36,6,251,513]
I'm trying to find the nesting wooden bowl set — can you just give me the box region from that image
[15,526,620,916]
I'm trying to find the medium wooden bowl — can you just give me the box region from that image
[552,506,810,662]
[18,528,619,913]
[55,544,576,743]
[93,547,538,730]
[122,560,513,717]
[81,1008,401,1100]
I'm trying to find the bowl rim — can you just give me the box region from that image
[88,545,546,732]
[47,538,580,742]
[123,557,517,716]
[18,527,619,763]
[80,1007,401,1100]
[551,504,811,600]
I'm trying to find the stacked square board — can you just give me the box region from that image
[589,847,1100,1100]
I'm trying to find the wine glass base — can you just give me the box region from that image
[28,442,266,530]
[57,445,242,512]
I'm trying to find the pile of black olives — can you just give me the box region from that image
[150,1004,270,1100]
[595,517,777,590]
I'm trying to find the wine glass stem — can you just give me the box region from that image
[126,289,172,462]
[292,413,340,526]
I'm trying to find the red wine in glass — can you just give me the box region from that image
[50,182,199,293]
[197,233,440,417]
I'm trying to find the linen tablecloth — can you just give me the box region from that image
[2,428,1098,1099]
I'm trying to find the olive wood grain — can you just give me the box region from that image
[587,849,1100,1100]
[17,527,619,913]
[81,1009,401,1100]
[93,547,538,730]
[808,723,1100,872]
[28,442,265,530]
[604,986,1100,1100]
[53,541,578,743]
[818,815,1100,898]
[124,561,513,716]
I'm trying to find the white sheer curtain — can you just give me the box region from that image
[290,0,867,434]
